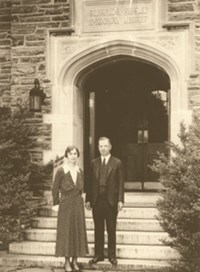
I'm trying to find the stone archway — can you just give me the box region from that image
[81,58,170,190]
[44,39,191,166]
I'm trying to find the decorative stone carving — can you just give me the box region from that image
[61,38,98,59]
[140,35,180,57]
[59,33,182,66]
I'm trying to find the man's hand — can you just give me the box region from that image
[52,205,59,212]
[118,201,123,211]
[85,202,91,210]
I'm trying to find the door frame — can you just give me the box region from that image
[44,38,192,177]
[84,84,169,191]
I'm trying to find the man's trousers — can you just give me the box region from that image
[92,194,118,259]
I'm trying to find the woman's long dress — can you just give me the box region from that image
[52,167,88,257]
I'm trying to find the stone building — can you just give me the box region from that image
[0,0,200,268]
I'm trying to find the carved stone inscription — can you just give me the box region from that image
[82,0,155,33]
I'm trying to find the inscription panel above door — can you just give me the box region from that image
[82,0,157,33]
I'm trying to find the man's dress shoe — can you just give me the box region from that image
[89,257,104,264]
[109,258,117,265]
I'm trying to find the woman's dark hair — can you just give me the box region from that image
[64,145,80,158]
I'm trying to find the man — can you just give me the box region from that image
[85,137,125,265]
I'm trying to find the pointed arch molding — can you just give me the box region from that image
[44,38,192,163]
[58,38,190,125]
[59,39,181,88]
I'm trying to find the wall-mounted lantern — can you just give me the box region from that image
[29,79,46,112]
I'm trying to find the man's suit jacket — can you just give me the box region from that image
[86,156,125,207]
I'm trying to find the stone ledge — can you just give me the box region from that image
[48,27,74,36]
[162,21,192,30]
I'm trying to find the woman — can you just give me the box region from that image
[52,146,88,272]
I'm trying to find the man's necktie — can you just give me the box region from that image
[99,158,107,187]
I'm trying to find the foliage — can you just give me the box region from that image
[0,217,22,247]
[0,106,37,247]
[152,116,200,272]
[29,159,54,194]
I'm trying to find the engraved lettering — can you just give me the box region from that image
[83,1,154,32]
[124,16,147,24]
[89,17,119,26]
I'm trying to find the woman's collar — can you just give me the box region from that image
[62,163,80,174]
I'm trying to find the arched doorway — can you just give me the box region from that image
[52,39,189,191]
[83,58,170,190]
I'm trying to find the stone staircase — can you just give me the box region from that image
[0,192,179,270]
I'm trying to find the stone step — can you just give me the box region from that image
[24,229,167,245]
[9,241,178,260]
[31,217,163,232]
[0,251,170,269]
[39,206,158,219]
[124,192,161,206]
[26,197,47,209]
[87,206,159,219]
[41,191,161,207]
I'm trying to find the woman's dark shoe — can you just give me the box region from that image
[64,263,72,272]
[71,262,80,272]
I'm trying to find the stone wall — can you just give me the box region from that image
[0,0,71,193]
[0,0,11,108]
[1,0,200,152]
[10,0,71,163]
[1,0,200,192]
[168,0,200,111]
[1,0,200,112]
[11,0,71,109]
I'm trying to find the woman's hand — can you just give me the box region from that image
[85,202,91,210]
[118,201,123,211]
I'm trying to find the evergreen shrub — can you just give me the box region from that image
[0,106,48,248]
[152,116,200,272]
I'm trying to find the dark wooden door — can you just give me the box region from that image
[122,142,167,190]
[85,88,168,190]
[121,91,168,190]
